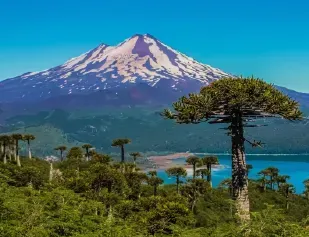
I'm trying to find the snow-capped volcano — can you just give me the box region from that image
[0,34,229,103]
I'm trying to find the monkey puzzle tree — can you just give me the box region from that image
[162,77,303,221]
[92,153,112,164]
[166,167,187,194]
[202,156,219,187]
[280,183,295,210]
[181,179,209,212]
[82,144,93,161]
[130,152,142,171]
[148,170,158,177]
[260,167,279,190]
[23,134,35,159]
[11,133,23,167]
[147,170,163,196]
[186,155,201,179]
[303,179,309,201]
[275,175,290,191]
[148,176,164,196]
[111,138,131,163]
[54,146,67,161]
[196,168,209,180]
[266,167,279,190]
[0,135,10,164]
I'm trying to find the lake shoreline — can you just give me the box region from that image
[144,152,309,171]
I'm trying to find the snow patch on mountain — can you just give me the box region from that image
[0,34,230,102]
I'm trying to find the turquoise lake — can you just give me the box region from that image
[156,154,309,194]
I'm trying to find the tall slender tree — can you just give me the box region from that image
[202,156,219,187]
[8,137,15,162]
[54,146,67,161]
[0,135,10,164]
[148,170,158,177]
[260,167,279,190]
[82,144,93,161]
[147,171,164,196]
[186,155,202,179]
[275,175,290,191]
[11,134,23,167]
[266,167,279,190]
[0,139,3,155]
[196,168,209,180]
[130,152,142,171]
[303,179,309,201]
[111,138,131,163]
[280,183,295,210]
[162,77,303,221]
[23,134,35,159]
[166,167,187,194]
[258,169,269,191]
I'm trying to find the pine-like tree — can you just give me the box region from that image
[111,138,131,163]
[23,134,35,159]
[162,77,303,221]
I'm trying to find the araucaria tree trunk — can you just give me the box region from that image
[231,111,250,221]
[154,185,157,196]
[27,140,32,159]
[49,163,53,182]
[60,151,64,161]
[15,140,21,167]
[121,145,125,163]
[2,144,7,164]
[207,164,212,187]
[193,164,196,179]
[176,176,180,194]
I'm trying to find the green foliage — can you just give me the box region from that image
[111,138,131,147]
[1,155,309,236]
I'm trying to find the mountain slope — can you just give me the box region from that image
[0,34,228,103]
[0,33,308,110]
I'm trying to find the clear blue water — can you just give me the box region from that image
[156,155,309,194]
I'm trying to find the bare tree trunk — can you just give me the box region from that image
[121,145,125,163]
[207,164,212,188]
[193,164,196,179]
[15,140,21,167]
[49,163,53,182]
[27,141,32,159]
[176,176,180,194]
[231,111,250,222]
[0,144,3,154]
[133,159,136,172]
[60,151,64,161]
[3,144,7,164]
[7,145,11,161]
[85,148,89,161]
[12,145,17,161]
[17,156,21,167]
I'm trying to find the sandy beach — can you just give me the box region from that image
[147,152,193,169]
[147,152,226,171]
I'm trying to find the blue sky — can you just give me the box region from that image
[0,0,309,92]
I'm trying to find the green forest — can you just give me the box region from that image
[1,77,309,236]
[2,105,309,157]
